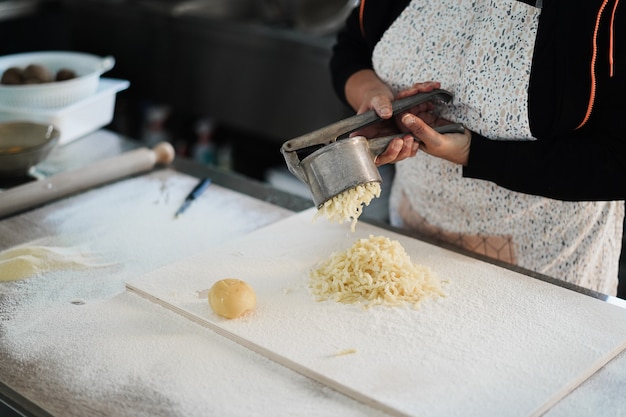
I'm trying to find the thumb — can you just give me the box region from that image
[401,113,441,148]
[372,95,393,118]
[402,113,444,156]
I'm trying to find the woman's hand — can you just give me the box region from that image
[376,112,471,166]
[400,113,472,166]
[346,75,442,144]
[374,81,470,166]
[344,69,398,140]
[344,75,471,166]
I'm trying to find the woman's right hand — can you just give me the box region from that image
[345,70,398,139]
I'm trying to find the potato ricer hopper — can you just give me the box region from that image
[280,89,464,208]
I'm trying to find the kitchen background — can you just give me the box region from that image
[1,0,624,295]
[0,0,358,187]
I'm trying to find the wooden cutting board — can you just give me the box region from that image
[127,208,626,417]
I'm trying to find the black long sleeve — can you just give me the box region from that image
[465,124,626,201]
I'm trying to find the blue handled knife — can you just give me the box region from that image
[174,177,212,218]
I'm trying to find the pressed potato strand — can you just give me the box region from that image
[314,182,381,232]
[309,235,445,309]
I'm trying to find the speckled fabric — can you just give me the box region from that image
[374,0,624,295]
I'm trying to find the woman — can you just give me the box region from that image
[330,0,625,295]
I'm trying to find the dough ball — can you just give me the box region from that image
[208,278,256,319]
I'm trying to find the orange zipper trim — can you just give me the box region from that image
[577,0,618,128]
[609,0,620,76]
[359,0,366,37]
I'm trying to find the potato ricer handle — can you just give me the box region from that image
[281,89,456,155]
[368,123,466,156]
[345,89,456,135]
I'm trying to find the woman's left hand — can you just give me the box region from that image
[375,113,472,166]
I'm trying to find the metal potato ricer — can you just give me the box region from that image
[280,89,464,208]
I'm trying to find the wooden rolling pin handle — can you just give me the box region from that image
[153,141,176,165]
[0,142,175,219]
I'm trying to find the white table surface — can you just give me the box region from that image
[1,131,625,417]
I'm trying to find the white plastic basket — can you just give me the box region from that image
[0,78,130,145]
[0,51,115,109]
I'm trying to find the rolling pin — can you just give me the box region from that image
[0,142,175,219]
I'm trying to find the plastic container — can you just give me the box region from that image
[0,78,130,145]
[0,51,115,108]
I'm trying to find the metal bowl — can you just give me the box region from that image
[0,122,60,177]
